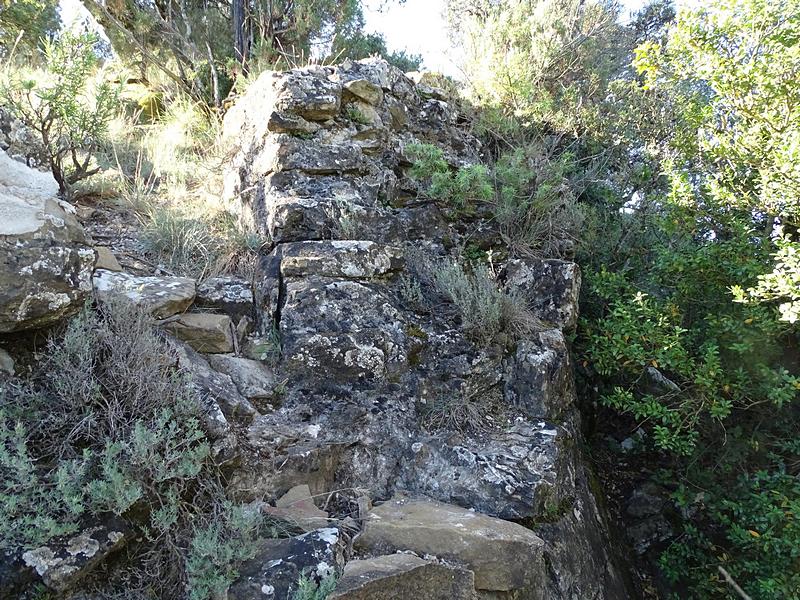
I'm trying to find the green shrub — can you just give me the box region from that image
[186,502,267,600]
[0,301,265,597]
[0,31,119,194]
[494,150,583,258]
[292,573,338,600]
[345,105,371,125]
[0,407,88,550]
[406,142,581,256]
[405,143,493,215]
[659,464,800,599]
[425,257,540,345]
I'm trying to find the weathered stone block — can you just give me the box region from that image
[0,149,95,332]
[356,496,545,595]
[329,554,475,600]
[92,270,195,319]
[164,313,235,353]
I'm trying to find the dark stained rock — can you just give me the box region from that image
[195,276,255,322]
[21,517,130,593]
[504,258,581,330]
[227,528,345,600]
[503,328,575,420]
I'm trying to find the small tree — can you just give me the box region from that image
[1,31,118,194]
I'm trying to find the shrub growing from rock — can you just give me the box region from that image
[0,300,267,598]
[0,32,119,194]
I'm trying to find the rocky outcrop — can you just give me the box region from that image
[0,149,95,332]
[219,58,632,599]
[0,58,633,598]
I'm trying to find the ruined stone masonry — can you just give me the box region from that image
[216,59,632,599]
[0,58,633,599]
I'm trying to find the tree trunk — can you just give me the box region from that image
[233,0,249,73]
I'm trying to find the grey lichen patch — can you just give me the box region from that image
[20,521,129,592]
[66,532,101,558]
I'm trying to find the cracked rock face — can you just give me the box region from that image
[218,57,632,599]
[0,149,95,332]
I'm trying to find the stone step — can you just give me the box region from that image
[355,496,545,597]
[329,554,475,600]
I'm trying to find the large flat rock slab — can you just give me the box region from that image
[355,496,545,594]
[92,270,195,319]
[280,240,403,278]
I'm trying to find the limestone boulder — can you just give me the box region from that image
[273,68,342,120]
[343,78,384,106]
[228,528,345,600]
[92,270,195,319]
[355,496,545,596]
[0,149,94,332]
[329,554,475,600]
[400,419,565,520]
[258,136,367,175]
[267,110,321,135]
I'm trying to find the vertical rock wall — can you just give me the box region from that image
[221,58,633,599]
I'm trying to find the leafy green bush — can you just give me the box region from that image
[0,406,88,550]
[406,143,493,214]
[406,142,581,255]
[660,464,800,599]
[1,31,119,193]
[186,502,266,600]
